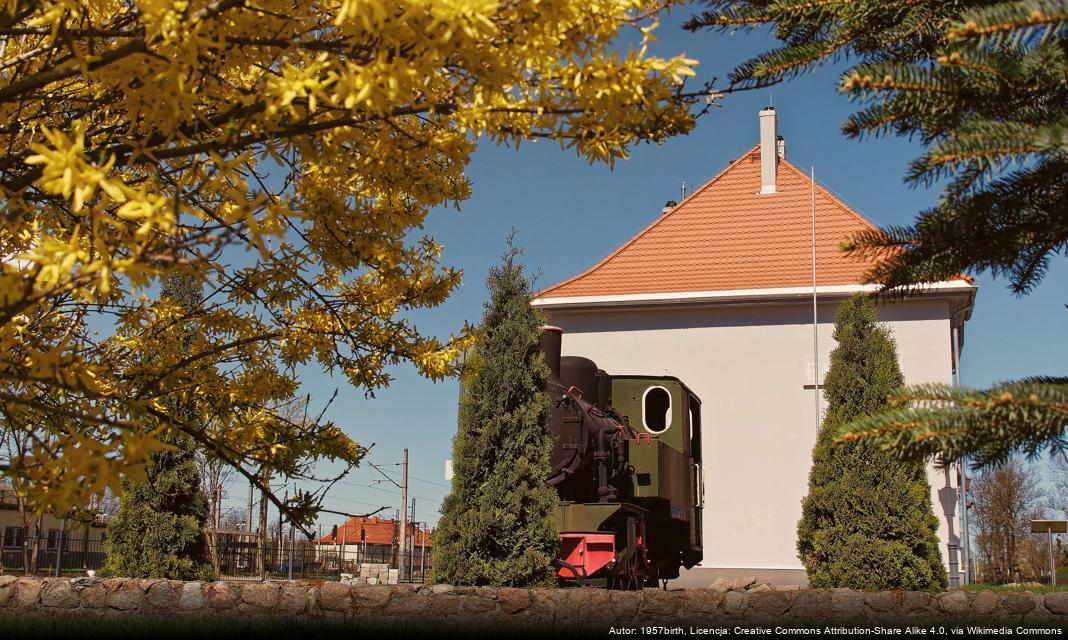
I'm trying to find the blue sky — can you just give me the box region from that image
[225,9,1068,530]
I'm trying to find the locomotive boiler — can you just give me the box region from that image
[540,326,703,588]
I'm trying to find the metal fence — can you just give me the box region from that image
[213,538,432,583]
[0,534,431,583]
[0,535,105,576]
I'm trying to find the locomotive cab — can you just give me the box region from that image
[611,376,704,578]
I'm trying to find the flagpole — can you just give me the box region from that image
[811,166,820,433]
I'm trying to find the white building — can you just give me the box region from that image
[533,108,976,586]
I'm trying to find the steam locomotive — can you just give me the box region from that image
[540,326,703,589]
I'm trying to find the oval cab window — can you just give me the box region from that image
[642,386,672,433]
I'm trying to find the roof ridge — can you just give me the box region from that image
[535,144,761,298]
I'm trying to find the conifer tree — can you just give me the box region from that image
[103,275,212,579]
[797,295,946,591]
[686,0,1068,466]
[431,244,559,587]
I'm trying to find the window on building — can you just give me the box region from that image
[3,526,24,549]
[642,386,672,433]
[46,528,68,551]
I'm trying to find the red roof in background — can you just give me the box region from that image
[536,146,883,299]
[319,516,432,548]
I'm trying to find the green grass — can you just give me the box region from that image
[963,582,1068,594]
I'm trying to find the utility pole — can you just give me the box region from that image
[399,448,408,571]
[258,471,269,581]
[279,487,287,571]
[246,480,254,536]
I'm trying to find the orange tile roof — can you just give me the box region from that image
[537,146,884,298]
[320,516,432,548]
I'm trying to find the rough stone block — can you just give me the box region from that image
[106,583,143,610]
[936,591,969,615]
[640,589,680,617]
[750,590,790,616]
[969,590,1001,615]
[80,586,108,609]
[389,590,433,616]
[461,593,496,613]
[569,588,610,612]
[865,591,900,612]
[207,582,238,610]
[830,589,866,620]
[16,578,42,608]
[241,582,280,609]
[900,590,932,612]
[790,590,831,620]
[1044,592,1068,615]
[710,578,732,593]
[353,585,392,609]
[427,594,462,616]
[41,579,79,608]
[498,588,532,614]
[1003,592,1037,614]
[723,591,748,615]
[683,589,724,614]
[278,582,308,613]
[178,582,205,611]
[145,580,180,610]
[318,581,352,612]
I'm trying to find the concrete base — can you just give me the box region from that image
[670,566,809,588]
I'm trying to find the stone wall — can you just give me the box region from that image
[2,576,1067,625]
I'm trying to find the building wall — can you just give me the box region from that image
[0,510,104,544]
[543,296,961,584]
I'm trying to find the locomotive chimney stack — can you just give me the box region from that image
[540,325,563,381]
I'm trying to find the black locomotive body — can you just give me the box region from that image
[540,326,703,588]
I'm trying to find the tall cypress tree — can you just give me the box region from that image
[103,275,212,579]
[431,245,559,587]
[797,294,946,591]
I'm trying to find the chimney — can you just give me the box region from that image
[539,325,562,381]
[759,107,778,194]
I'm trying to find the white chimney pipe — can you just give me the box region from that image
[760,107,778,194]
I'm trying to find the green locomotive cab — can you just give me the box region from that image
[610,376,704,580]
